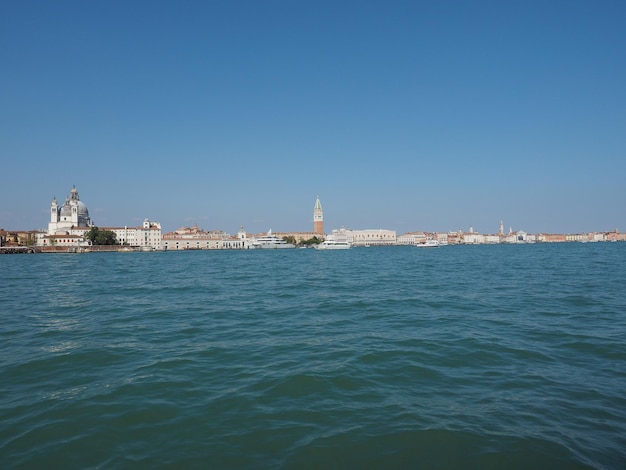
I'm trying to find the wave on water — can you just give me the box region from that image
[1,245,625,469]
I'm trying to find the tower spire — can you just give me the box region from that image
[314,196,324,235]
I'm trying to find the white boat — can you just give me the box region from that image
[416,238,439,248]
[250,230,295,249]
[314,239,351,250]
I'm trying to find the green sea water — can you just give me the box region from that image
[1,244,625,469]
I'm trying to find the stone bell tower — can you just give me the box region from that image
[314,196,324,235]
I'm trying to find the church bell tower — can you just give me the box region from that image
[50,197,58,224]
[314,196,323,235]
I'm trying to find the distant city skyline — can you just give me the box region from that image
[1,2,625,234]
[1,186,623,238]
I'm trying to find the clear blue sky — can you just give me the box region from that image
[2,0,625,235]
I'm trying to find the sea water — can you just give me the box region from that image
[1,244,625,469]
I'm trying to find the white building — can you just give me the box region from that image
[40,233,89,248]
[397,232,427,246]
[162,225,249,250]
[344,228,397,246]
[462,232,485,244]
[109,219,163,250]
[484,234,501,244]
[42,186,162,250]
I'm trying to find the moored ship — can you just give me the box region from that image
[314,239,351,250]
[416,238,439,248]
[250,230,295,249]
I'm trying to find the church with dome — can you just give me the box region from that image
[48,185,94,235]
[41,185,162,250]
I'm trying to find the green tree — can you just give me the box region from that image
[85,227,98,244]
[299,236,322,247]
[283,235,297,245]
[85,226,118,245]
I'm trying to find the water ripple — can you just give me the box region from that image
[1,245,625,468]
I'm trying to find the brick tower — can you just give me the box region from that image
[313,196,324,235]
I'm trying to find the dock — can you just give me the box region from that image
[0,246,40,254]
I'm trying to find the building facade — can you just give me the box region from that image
[344,228,397,246]
[162,225,249,250]
[108,219,163,250]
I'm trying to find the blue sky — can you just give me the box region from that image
[1,0,625,235]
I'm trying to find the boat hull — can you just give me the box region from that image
[416,241,439,248]
[315,242,351,250]
[250,243,295,249]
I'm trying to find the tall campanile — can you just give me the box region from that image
[313,196,324,235]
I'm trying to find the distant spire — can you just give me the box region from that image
[314,196,324,235]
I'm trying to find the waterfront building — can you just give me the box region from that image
[397,232,427,246]
[503,230,530,243]
[314,196,323,235]
[484,234,501,244]
[537,233,567,243]
[463,231,485,244]
[40,219,162,250]
[345,229,396,246]
[162,225,248,250]
[433,232,449,245]
[606,229,625,242]
[446,231,463,245]
[0,229,42,247]
[41,233,87,248]
[42,186,161,250]
[107,219,162,250]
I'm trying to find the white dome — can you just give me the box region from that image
[60,204,72,217]
[76,201,91,226]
